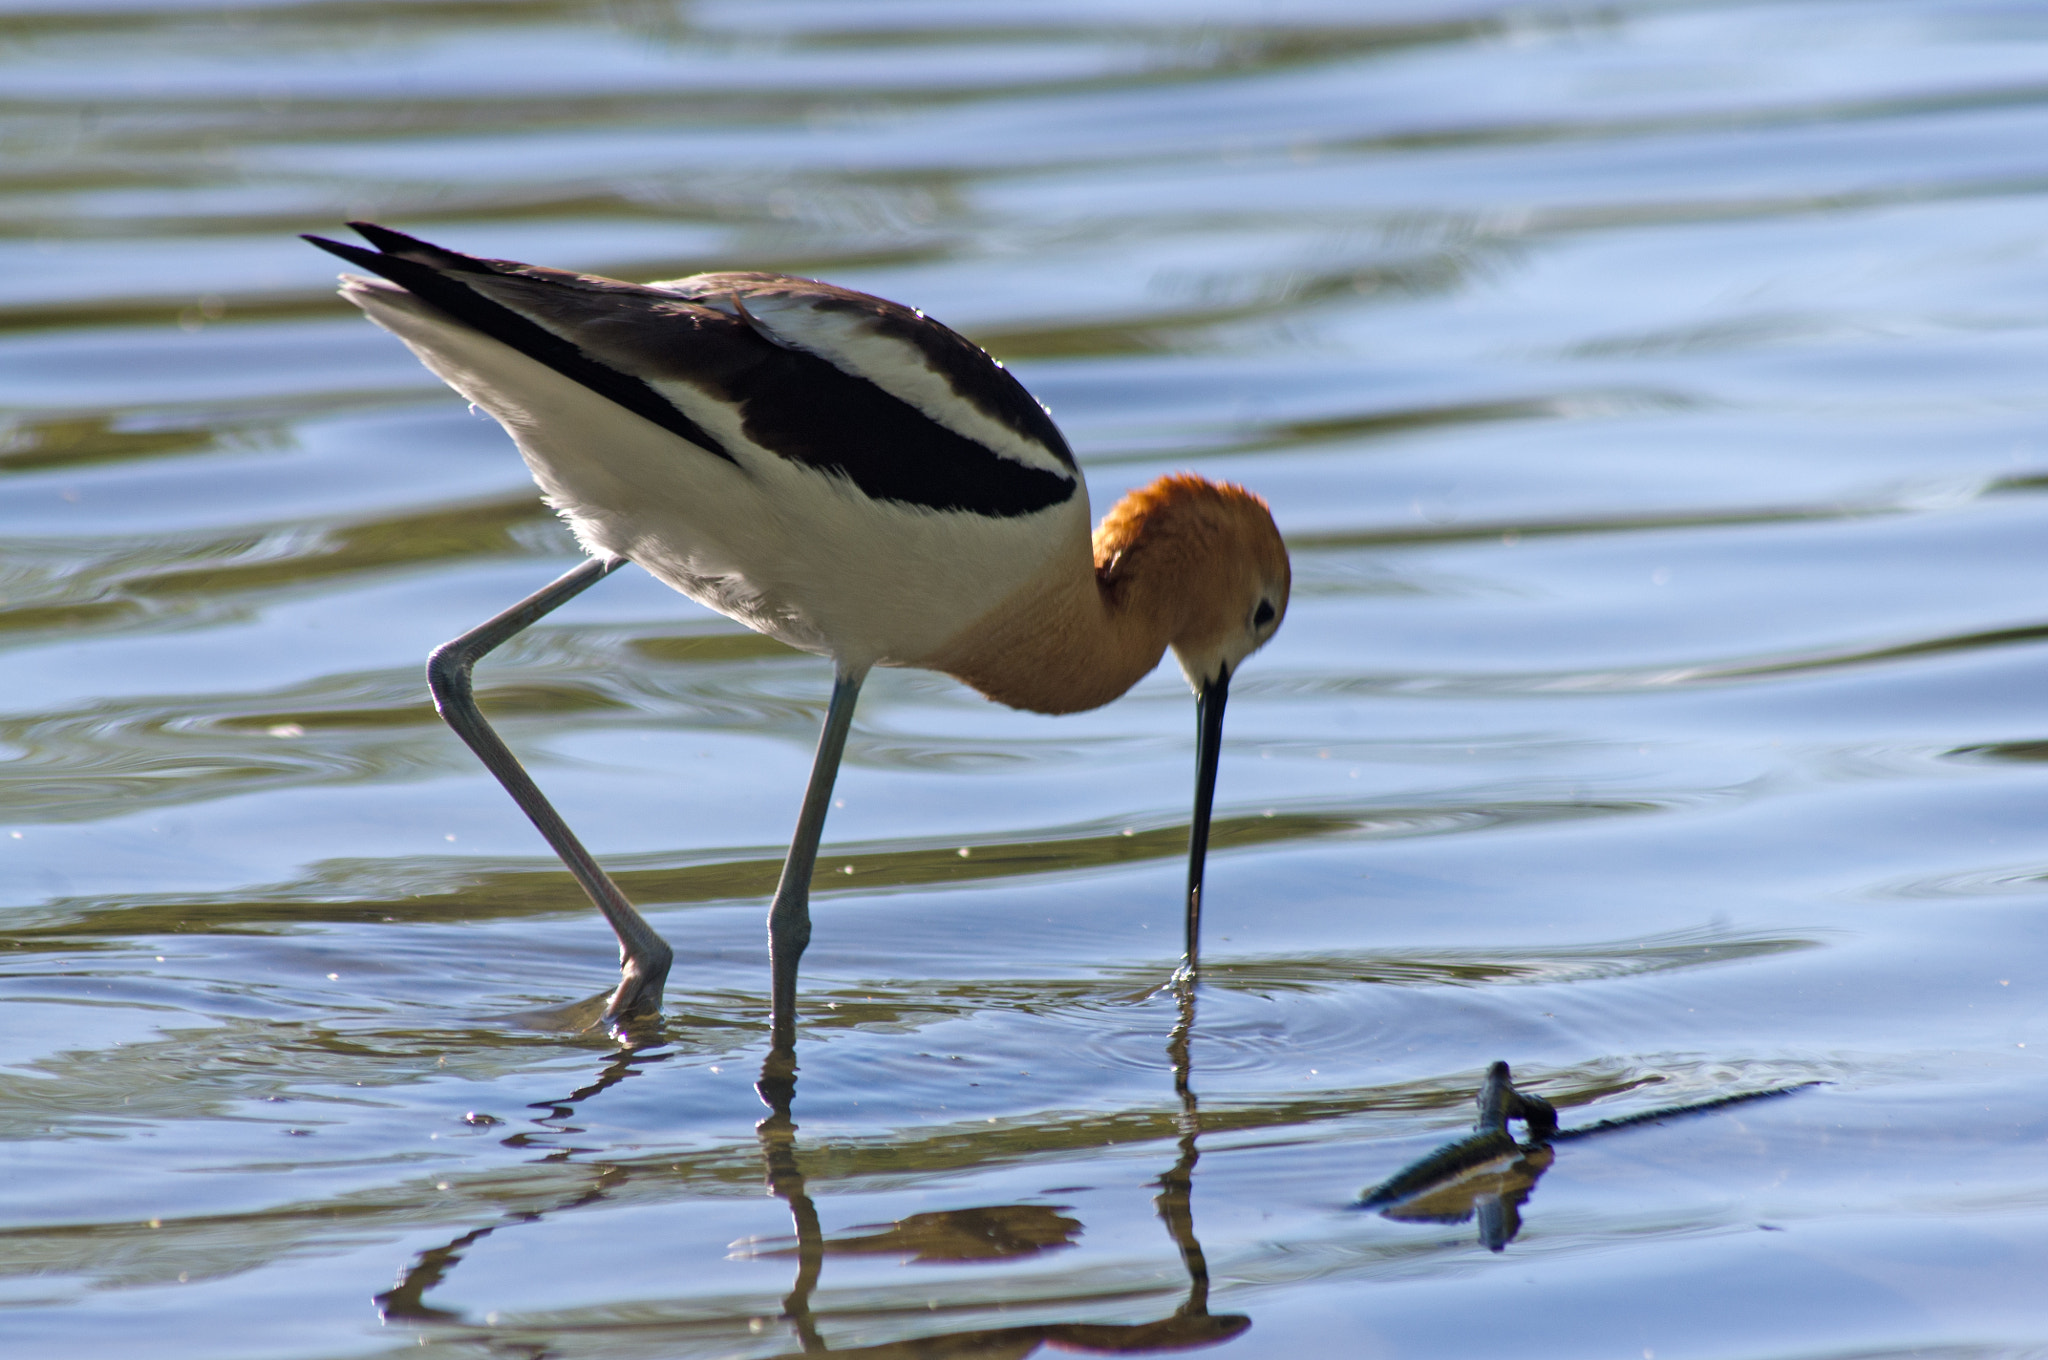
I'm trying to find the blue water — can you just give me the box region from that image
[4,0,2048,1354]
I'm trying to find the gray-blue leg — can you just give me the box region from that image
[763,666,866,1066]
[426,556,673,1031]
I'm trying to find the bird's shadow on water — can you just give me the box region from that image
[374,992,1249,1354]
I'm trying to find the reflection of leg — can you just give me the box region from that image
[379,1041,669,1324]
[757,1105,825,1353]
[375,1162,623,1323]
[526,1043,674,1134]
[376,1222,493,1323]
[426,555,673,1031]
[762,666,867,1078]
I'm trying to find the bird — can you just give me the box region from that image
[304,222,1291,1054]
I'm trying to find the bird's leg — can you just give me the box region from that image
[426,555,674,1032]
[761,666,867,1073]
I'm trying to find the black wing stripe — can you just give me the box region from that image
[302,232,741,468]
[716,342,1076,518]
[673,275,1078,472]
[840,304,1077,471]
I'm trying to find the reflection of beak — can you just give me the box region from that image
[1183,664,1230,974]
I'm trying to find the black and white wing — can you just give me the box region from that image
[303,223,1078,520]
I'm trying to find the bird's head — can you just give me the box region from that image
[1094,474,1291,692]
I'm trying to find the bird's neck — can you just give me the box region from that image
[925,523,1176,716]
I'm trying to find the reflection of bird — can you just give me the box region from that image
[743,1203,1083,1264]
[745,988,1250,1356]
[304,223,1291,1042]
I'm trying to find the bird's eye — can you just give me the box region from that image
[1252,599,1276,628]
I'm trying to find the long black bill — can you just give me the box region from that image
[1181,664,1230,981]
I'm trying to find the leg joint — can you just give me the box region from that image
[425,642,474,716]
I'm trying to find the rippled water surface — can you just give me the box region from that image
[6,0,2048,1354]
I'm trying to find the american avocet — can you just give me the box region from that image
[304,223,1290,1049]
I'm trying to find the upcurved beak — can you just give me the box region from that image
[1181,664,1230,979]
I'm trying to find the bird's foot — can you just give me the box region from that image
[598,946,672,1039]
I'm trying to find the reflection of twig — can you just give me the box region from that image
[1358,1128,1526,1213]
[1358,1063,1824,1253]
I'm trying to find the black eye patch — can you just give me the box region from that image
[1253,599,1276,627]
